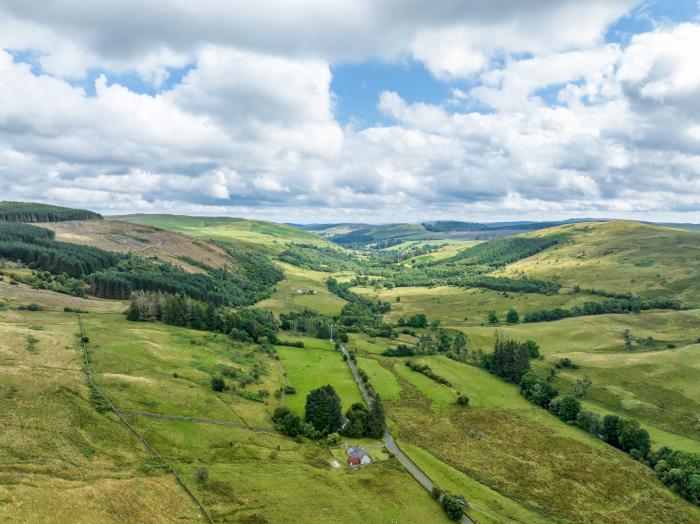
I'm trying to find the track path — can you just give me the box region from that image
[338,343,472,524]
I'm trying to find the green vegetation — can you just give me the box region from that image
[0,222,121,277]
[448,234,566,266]
[0,200,102,222]
[5,205,700,521]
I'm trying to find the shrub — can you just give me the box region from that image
[440,494,463,521]
[506,308,519,324]
[211,376,226,392]
[195,467,209,485]
[456,394,470,407]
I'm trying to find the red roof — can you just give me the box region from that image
[348,456,361,465]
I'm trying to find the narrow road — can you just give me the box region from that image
[338,344,472,524]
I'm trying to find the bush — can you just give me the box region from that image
[211,376,226,392]
[26,303,42,311]
[456,394,470,407]
[550,395,581,422]
[440,494,463,521]
[195,467,209,485]
[506,308,519,324]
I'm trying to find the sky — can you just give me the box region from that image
[1,1,700,223]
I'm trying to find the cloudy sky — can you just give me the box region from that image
[1,0,700,223]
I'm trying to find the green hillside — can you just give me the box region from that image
[497,220,700,305]
[113,214,332,254]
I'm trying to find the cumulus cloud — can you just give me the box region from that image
[1,1,700,222]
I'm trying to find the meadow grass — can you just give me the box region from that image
[115,214,333,254]
[381,354,700,523]
[84,314,281,428]
[496,220,700,305]
[255,262,346,316]
[133,418,449,523]
[275,337,363,415]
[353,284,602,328]
[0,309,201,523]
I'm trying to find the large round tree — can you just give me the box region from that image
[304,384,342,436]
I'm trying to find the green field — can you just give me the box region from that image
[114,214,333,254]
[0,309,202,522]
[275,336,363,415]
[256,262,347,316]
[353,283,602,327]
[378,354,700,523]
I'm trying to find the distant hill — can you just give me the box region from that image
[43,220,237,273]
[310,218,610,247]
[496,220,700,305]
[0,201,102,222]
[113,214,335,254]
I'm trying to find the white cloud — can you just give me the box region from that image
[2,2,700,222]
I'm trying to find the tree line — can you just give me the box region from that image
[0,222,122,277]
[523,297,682,323]
[479,335,700,506]
[0,201,102,222]
[126,290,278,342]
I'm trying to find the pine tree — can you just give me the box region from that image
[304,385,342,436]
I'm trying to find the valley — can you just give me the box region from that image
[2,202,700,523]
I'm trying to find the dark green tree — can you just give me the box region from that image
[304,385,343,436]
[506,308,519,324]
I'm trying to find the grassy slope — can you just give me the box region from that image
[113,214,332,254]
[275,337,363,415]
[354,284,603,327]
[81,314,445,523]
[0,309,201,522]
[255,262,347,316]
[380,354,700,523]
[43,219,236,273]
[496,220,700,305]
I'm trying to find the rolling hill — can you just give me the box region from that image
[113,214,334,254]
[496,220,700,305]
[43,220,238,273]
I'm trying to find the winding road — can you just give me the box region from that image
[338,343,472,524]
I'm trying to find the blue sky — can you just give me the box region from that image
[1,0,700,222]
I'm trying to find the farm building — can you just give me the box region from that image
[346,446,371,467]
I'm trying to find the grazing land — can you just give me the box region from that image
[114,214,333,254]
[3,204,700,523]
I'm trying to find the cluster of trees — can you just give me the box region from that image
[405,360,451,386]
[327,278,393,336]
[5,268,86,297]
[341,399,386,439]
[481,335,539,383]
[0,201,102,222]
[398,313,427,328]
[279,309,341,340]
[523,297,682,323]
[519,371,559,408]
[0,222,122,278]
[278,243,358,272]
[273,384,379,440]
[90,253,281,306]
[430,487,464,521]
[464,275,561,295]
[126,290,279,342]
[449,234,565,266]
[382,329,473,364]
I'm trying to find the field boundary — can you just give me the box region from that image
[77,314,214,524]
[121,409,279,434]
